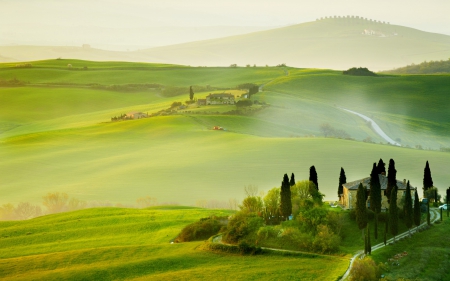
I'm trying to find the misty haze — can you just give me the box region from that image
[0,1,449,280]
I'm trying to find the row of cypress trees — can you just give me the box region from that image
[355,159,426,254]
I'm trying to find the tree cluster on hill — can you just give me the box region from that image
[343,67,377,76]
[175,215,228,242]
[0,77,27,86]
[384,58,450,74]
[319,123,351,139]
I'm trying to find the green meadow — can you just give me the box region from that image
[0,59,449,207]
[0,207,348,280]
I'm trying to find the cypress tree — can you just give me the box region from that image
[404,181,413,236]
[389,185,399,243]
[290,173,295,187]
[413,189,421,232]
[356,183,368,239]
[189,86,194,100]
[338,167,346,200]
[376,158,386,175]
[386,159,397,203]
[309,166,319,190]
[367,222,371,255]
[423,161,433,196]
[370,163,381,240]
[384,208,388,246]
[280,174,292,221]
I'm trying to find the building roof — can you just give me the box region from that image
[207,93,234,98]
[343,174,415,191]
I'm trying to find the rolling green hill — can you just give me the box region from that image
[0,60,449,207]
[136,17,450,70]
[0,207,348,280]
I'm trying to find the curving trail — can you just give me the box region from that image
[339,107,401,146]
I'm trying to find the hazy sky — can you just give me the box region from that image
[2,0,450,49]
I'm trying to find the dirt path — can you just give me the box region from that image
[339,107,401,146]
[339,208,440,281]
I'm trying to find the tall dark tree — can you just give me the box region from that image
[413,189,421,232]
[309,166,318,190]
[386,159,397,203]
[367,222,371,255]
[423,161,433,197]
[338,167,346,200]
[189,86,194,100]
[356,183,368,239]
[280,174,292,221]
[376,158,386,175]
[389,185,399,243]
[290,173,296,187]
[370,163,381,239]
[404,181,413,236]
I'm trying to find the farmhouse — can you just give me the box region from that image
[340,174,416,209]
[206,93,235,105]
[126,111,148,119]
[197,99,206,106]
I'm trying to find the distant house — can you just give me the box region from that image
[206,93,235,105]
[197,99,207,106]
[340,174,416,209]
[126,112,148,119]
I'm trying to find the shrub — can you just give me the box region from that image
[238,241,262,255]
[176,216,226,242]
[312,224,340,253]
[236,99,253,107]
[280,227,313,251]
[223,212,264,244]
[343,67,377,76]
[350,257,381,281]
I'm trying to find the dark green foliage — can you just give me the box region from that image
[423,161,433,195]
[338,167,346,199]
[248,85,259,98]
[384,211,388,246]
[427,200,431,225]
[370,163,381,240]
[290,173,295,187]
[176,216,226,242]
[223,212,264,244]
[414,190,421,229]
[389,186,399,240]
[386,159,397,203]
[343,67,377,76]
[376,159,385,175]
[385,58,450,74]
[189,86,194,100]
[280,174,292,220]
[236,98,253,107]
[370,163,382,214]
[309,166,319,190]
[367,222,371,255]
[404,181,413,231]
[170,101,182,108]
[237,241,263,255]
[356,183,368,231]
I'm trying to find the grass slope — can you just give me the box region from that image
[0,207,348,280]
[371,214,450,280]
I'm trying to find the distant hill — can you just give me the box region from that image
[136,17,450,71]
[2,18,450,70]
[383,58,450,74]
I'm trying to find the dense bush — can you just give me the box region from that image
[350,257,382,281]
[176,216,227,242]
[223,212,264,244]
[385,58,450,74]
[236,99,253,107]
[312,225,340,253]
[343,67,377,76]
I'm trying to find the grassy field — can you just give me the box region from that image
[1,59,449,206]
[0,207,348,280]
[371,212,450,280]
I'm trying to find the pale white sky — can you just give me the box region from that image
[1,0,449,49]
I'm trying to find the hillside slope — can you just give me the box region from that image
[136,17,450,70]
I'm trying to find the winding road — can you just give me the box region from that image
[339,107,401,146]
